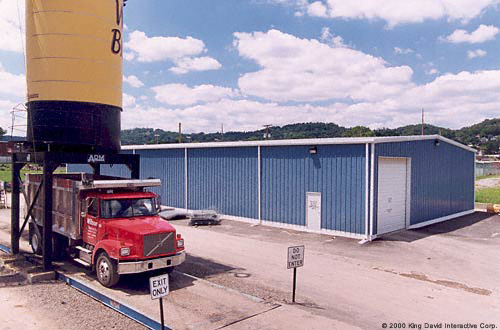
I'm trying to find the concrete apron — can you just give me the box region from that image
[0,208,274,330]
[55,265,276,330]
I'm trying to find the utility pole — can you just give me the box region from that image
[178,123,182,143]
[421,108,424,136]
[263,124,272,140]
[221,123,224,141]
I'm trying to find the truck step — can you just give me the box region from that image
[75,246,92,254]
[73,258,91,267]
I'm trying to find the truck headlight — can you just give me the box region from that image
[177,239,184,248]
[120,247,131,256]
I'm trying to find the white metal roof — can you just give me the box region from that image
[123,135,476,153]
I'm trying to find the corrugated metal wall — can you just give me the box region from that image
[137,149,185,209]
[68,149,185,209]
[261,145,366,234]
[66,138,474,237]
[187,147,258,218]
[373,140,474,233]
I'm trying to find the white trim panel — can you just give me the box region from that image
[226,215,366,239]
[408,209,475,229]
[166,207,365,239]
[405,158,412,228]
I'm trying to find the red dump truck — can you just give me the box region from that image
[26,173,185,287]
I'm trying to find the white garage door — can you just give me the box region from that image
[377,158,408,235]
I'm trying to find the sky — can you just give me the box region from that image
[0,0,500,135]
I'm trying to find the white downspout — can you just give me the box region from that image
[365,143,370,241]
[258,145,262,225]
[184,148,188,212]
[369,143,376,239]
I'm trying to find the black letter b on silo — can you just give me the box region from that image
[111,29,122,55]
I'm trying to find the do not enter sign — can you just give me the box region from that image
[287,245,305,269]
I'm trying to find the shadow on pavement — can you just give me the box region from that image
[102,253,242,296]
[380,212,495,243]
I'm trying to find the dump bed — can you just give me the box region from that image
[26,173,161,240]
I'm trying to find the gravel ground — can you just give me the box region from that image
[0,273,147,330]
[476,177,500,189]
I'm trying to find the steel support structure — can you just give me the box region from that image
[10,151,140,270]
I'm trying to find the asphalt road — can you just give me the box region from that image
[172,212,500,329]
[1,200,499,329]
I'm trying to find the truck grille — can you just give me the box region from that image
[144,233,176,257]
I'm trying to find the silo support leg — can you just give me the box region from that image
[10,162,24,255]
[42,161,58,271]
[91,163,101,177]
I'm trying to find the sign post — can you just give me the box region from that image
[287,245,305,303]
[150,273,170,330]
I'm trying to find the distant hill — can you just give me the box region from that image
[121,118,500,154]
[0,135,25,142]
[4,119,497,153]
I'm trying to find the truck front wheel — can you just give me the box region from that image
[29,224,42,255]
[96,252,120,287]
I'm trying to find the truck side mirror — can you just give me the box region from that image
[156,196,162,212]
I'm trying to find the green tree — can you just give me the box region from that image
[343,126,374,137]
[0,127,6,137]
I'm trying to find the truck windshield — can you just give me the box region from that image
[101,198,157,219]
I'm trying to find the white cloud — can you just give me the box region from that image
[279,0,500,27]
[394,47,414,55]
[467,49,487,58]
[390,70,500,126]
[423,62,439,75]
[123,93,137,108]
[125,30,206,62]
[320,27,345,47]
[152,84,238,106]
[122,99,352,133]
[124,61,500,132]
[123,75,144,88]
[444,24,499,43]
[124,68,500,131]
[0,100,18,132]
[234,29,413,103]
[0,63,26,98]
[426,68,439,75]
[124,52,136,61]
[308,1,328,17]
[170,57,222,75]
[0,0,25,52]
[124,30,222,74]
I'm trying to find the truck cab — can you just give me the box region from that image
[27,174,185,287]
[81,191,185,287]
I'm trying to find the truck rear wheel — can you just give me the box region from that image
[29,224,42,255]
[96,252,120,287]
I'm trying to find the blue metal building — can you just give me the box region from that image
[69,135,475,240]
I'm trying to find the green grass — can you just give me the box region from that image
[0,165,66,183]
[475,187,500,204]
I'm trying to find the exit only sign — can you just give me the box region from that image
[287,245,305,269]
